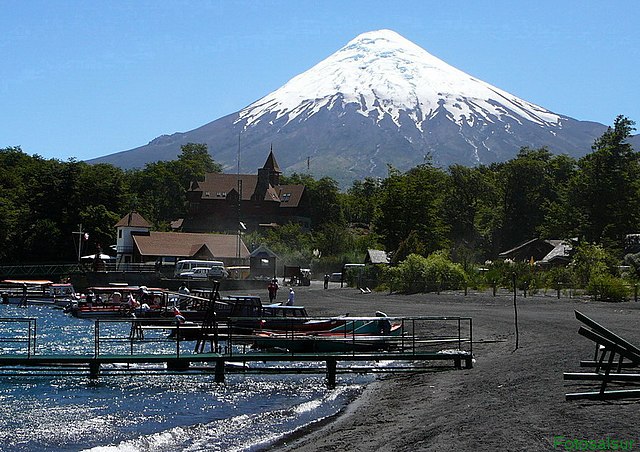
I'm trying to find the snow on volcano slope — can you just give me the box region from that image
[237,29,563,132]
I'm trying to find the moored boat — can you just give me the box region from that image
[1,279,78,306]
[65,285,171,319]
[253,317,403,353]
[165,298,312,340]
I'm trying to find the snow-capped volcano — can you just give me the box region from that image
[91,29,610,185]
[239,29,561,137]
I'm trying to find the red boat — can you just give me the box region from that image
[253,317,403,352]
[65,285,170,319]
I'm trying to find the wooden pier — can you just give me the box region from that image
[0,316,473,386]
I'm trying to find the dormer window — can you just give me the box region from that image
[282,193,291,202]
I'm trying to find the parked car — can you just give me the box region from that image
[207,265,229,280]
[179,267,212,279]
[330,272,342,282]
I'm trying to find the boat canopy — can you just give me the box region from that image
[2,279,54,286]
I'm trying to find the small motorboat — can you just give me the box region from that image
[65,285,170,319]
[253,317,404,353]
[1,280,78,306]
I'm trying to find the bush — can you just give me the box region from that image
[543,266,574,289]
[423,250,467,291]
[571,242,617,287]
[386,251,467,294]
[386,254,426,293]
[587,274,630,302]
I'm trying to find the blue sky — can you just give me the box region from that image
[2,1,638,162]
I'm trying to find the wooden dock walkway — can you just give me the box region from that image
[0,316,473,386]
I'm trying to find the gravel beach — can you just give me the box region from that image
[265,282,640,451]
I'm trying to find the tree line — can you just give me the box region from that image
[1,116,637,274]
[0,143,220,263]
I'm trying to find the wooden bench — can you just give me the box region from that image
[564,310,640,400]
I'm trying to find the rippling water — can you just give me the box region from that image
[0,304,370,451]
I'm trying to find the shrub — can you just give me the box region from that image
[571,242,617,287]
[422,250,467,291]
[543,266,574,290]
[587,274,630,302]
[386,251,467,294]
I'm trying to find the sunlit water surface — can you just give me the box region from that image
[0,304,370,451]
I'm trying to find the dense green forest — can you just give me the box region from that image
[1,116,638,281]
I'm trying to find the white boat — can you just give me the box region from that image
[1,279,78,306]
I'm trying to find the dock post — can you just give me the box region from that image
[464,356,473,369]
[326,358,337,388]
[167,359,190,371]
[215,359,225,383]
[89,361,100,380]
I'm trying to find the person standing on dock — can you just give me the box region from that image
[268,280,276,303]
[287,288,295,306]
[178,283,190,308]
[19,283,28,307]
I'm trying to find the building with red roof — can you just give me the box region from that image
[182,151,310,233]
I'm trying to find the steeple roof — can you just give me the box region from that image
[263,147,281,173]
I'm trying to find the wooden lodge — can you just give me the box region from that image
[181,151,311,233]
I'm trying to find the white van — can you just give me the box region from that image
[174,260,225,278]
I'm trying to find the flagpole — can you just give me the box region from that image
[72,224,84,263]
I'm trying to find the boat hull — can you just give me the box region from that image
[254,322,403,353]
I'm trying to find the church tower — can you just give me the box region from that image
[253,146,282,200]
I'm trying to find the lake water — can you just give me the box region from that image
[0,304,370,451]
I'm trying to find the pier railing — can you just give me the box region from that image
[0,315,472,359]
[0,318,37,357]
[0,315,473,384]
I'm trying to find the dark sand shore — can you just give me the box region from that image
[264,282,640,451]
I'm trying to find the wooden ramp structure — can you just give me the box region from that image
[0,315,473,387]
[564,310,640,400]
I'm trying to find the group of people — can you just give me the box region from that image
[81,287,153,312]
[267,278,295,305]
